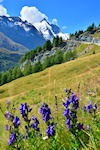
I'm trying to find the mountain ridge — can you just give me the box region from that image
[34,18,69,41]
[0,16,46,49]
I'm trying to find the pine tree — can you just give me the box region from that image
[42,57,51,70]
[12,66,18,80]
[0,73,2,85]
[32,61,42,73]
[1,73,8,85]
[23,61,32,76]
[54,50,63,64]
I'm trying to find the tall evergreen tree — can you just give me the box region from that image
[54,50,63,64]
[32,61,42,73]
[1,72,8,85]
[0,73,2,85]
[23,61,32,76]
[12,66,18,80]
[43,40,52,51]
[42,57,51,70]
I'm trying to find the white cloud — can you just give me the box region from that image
[51,19,58,25]
[0,5,9,16]
[20,6,48,24]
[62,26,67,30]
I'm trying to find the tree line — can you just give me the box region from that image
[0,49,77,86]
[70,22,100,38]
[20,36,63,63]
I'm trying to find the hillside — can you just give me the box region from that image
[0,48,22,72]
[0,25,100,150]
[0,48,100,149]
[0,50,100,101]
[0,31,29,71]
[0,32,29,54]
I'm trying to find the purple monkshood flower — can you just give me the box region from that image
[31,116,39,131]
[40,103,51,122]
[4,111,14,121]
[20,103,28,116]
[87,101,92,113]
[73,98,79,109]
[67,125,71,130]
[63,98,70,108]
[42,113,51,122]
[93,103,97,112]
[70,93,76,104]
[63,93,79,131]
[77,123,84,130]
[64,108,69,117]
[70,93,79,109]
[46,123,55,137]
[5,124,10,131]
[13,116,20,127]
[66,117,71,130]
[8,132,16,146]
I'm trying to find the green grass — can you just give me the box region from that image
[0,50,100,100]
[91,32,100,39]
[0,48,100,149]
[75,43,100,57]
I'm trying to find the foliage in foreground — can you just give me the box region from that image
[1,89,100,150]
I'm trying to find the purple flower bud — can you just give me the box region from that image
[77,123,84,130]
[20,103,28,116]
[66,117,70,125]
[40,103,51,122]
[8,132,16,145]
[93,103,97,112]
[4,111,14,121]
[13,116,20,127]
[63,98,70,108]
[64,108,69,117]
[46,124,55,137]
[87,101,92,113]
[70,93,76,104]
[5,124,10,131]
[31,116,39,131]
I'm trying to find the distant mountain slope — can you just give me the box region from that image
[0,31,29,72]
[34,18,69,41]
[0,16,46,49]
[0,48,22,72]
[0,32,29,54]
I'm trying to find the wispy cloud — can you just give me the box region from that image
[0,5,9,16]
[62,26,68,30]
[20,6,48,24]
[51,19,58,25]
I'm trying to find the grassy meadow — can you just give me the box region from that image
[0,43,100,149]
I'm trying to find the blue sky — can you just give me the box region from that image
[0,0,100,33]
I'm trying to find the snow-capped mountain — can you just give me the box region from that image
[34,18,69,41]
[0,16,46,49]
[0,16,69,50]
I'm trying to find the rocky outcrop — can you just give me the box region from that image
[73,31,100,45]
[20,40,80,69]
